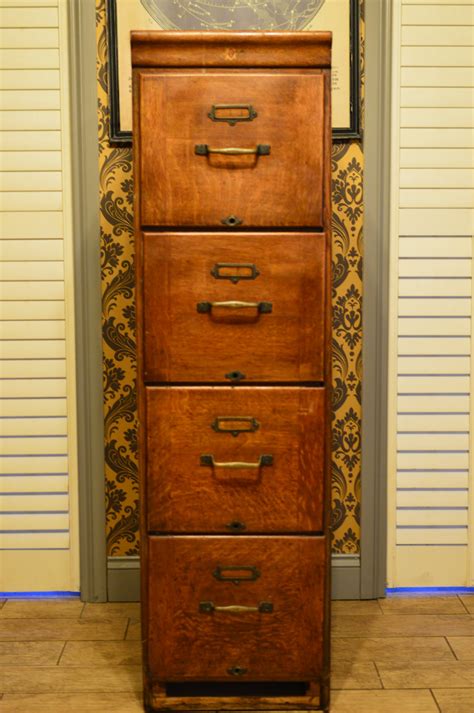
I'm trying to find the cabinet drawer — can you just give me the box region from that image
[146,386,326,534]
[138,71,325,228]
[147,535,327,681]
[142,232,327,383]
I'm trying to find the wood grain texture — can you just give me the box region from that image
[131,31,332,68]
[330,662,381,690]
[331,637,455,663]
[0,599,83,619]
[447,638,474,661]
[147,536,327,681]
[460,595,474,614]
[0,618,128,641]
[146,387,325,533]
[376,660,474,689]
[142,232,326,383]
[0,641,64,666]
[378,596,467,616]
[332,600,383,616]
[147,694,321,711]
[332,614,474,639]
[80,603,140,620]
[330,690,439,713]
[59,641,142,667]
[1,666,142,693]
[138,70,324,228]
[125,619,141,642]
[432,689,474,713]
[1,693,144,713]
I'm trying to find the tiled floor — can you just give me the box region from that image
[0,595,473,712]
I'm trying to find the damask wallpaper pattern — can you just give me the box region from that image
[96,0,363,556]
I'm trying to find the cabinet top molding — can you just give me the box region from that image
[131,31,332,68]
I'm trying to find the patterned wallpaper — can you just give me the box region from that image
[96,0,364,556]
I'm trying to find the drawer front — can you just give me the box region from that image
[146,386,325,534]
[138,71,324,228]
[142,232,326,383]
[147,536,326,681]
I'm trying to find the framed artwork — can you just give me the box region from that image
[106,0,360,144]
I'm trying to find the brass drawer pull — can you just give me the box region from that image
[213,564,260,583]
[211,416,259,437]
[195,144,270,156]
[211,263,260,283]
[200,454,273,469]
[197,300,272,314]
[199,601,273,614]
[208,103,258,125]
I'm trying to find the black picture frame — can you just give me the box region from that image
[333,0,360,141]
[106,0,361,145]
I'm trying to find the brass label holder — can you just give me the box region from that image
[213,564,260,585]
[211,416,260,437]
[208,103,258,126]
[211,263,260,284]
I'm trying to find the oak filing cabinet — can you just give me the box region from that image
[131,31,332,713]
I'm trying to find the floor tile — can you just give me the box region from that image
[1,693,144,713]
[432,688,474,713]
[332,636,455,662]
[331,661,382,689]
[446,637,474,661]
[125,618,141,641]
[332,600,383,616]
[459,595,474,614]
[0,641,64,666]
[332,614,474,638]
[330,689,439,713]
[0,618,128,641]
[380,596,467,615]
[81,603,141,620]
[2,665,142,693]
[59,640,142,666]
[377,660,474,688]
[0,599,84,619]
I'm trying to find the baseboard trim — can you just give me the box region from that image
[107,556,140,602]
[331,554,361,600]
[107,553,362,602]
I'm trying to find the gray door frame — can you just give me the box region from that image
[332,0,392,599]
[68,0,392,602]
[67,0,107,602]
[360,0,392,599]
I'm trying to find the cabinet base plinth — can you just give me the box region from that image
[146,684,324,712]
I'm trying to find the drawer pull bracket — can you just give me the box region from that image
[221,215,243,227]
[200,454,273,469]
[211,263,260,283]
[208,103,258,126]
[197,300,272,314]
[228,666,248,677]
[225,370,246,382]
[195,144,270,156]
[212,416,259,437]
[213,564,260,584]
[225,520,247,532]
[199,601,273,614]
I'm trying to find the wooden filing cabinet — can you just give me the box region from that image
[132,31,332,713]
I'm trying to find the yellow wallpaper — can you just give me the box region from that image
[96,0,363,556]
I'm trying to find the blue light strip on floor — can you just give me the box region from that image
[386,586,474,594]
[0,591,80,598]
